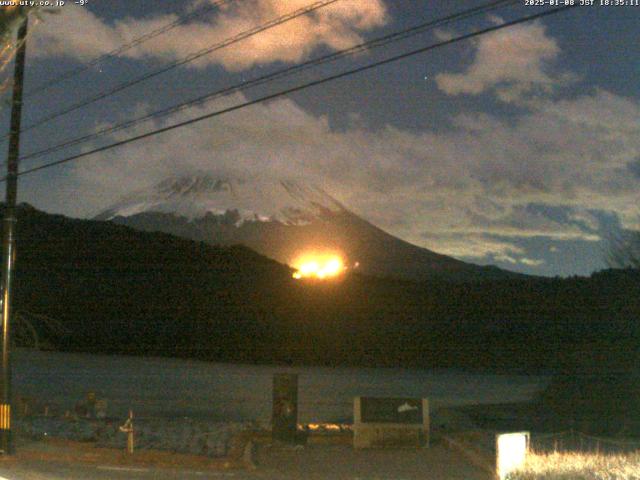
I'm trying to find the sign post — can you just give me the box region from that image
[272,373,298,443]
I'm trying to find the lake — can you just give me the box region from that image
[13,349,547,424]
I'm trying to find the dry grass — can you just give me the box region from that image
[508,451,640,479]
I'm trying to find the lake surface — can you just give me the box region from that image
[13,349,547,424]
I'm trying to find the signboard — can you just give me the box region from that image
[496,432,530,480]
[360,397,423,424]
[353,397,429,448]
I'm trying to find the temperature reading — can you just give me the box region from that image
[75,0,88,5]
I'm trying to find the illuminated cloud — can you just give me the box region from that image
[28,86,638,265]
[22,0,640,271]
[434,19,567,102]
[418,232,526,262]
[520,258,545,267]
[30,0,388,70]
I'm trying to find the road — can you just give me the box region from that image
[0,443,490,480]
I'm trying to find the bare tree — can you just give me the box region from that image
[0,7,32,97]
[0,6,29,48]
[0,7,56,100]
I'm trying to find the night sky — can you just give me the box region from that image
[1,0,638,277]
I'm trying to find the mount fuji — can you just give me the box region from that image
[95,173,515,281]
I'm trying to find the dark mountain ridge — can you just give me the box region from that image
[3,203,639,375]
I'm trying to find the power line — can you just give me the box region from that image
[4,5,577,182]
[19,0,519,164]
[14,0,341,137]
[22,0,237,98]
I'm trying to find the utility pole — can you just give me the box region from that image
[1,9,28,455]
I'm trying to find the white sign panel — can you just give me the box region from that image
[496,431,529,480]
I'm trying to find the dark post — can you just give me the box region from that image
[272,373,298,443]
[1,10,28,455]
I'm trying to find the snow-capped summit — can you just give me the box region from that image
[95,172,516,282]
[95,173,345,226]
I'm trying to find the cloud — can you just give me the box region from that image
[432,28,455,42]
[567,209,600,232]
[26,86,640,265]
[520,258,545,267]
[30,0,388,71]
[434,19,567,102]
[417,232,541,268]
[627,158,640,179]
[419,232,525,261]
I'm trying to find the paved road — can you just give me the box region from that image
[0,443,490,480]
[253,443,491,480]
[0,461,240,479]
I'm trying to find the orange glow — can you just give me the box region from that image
[292,253,345,280]
[304,423,345,431]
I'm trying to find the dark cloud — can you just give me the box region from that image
[627,157,640,179]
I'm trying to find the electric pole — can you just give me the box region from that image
[1,9,28,455]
